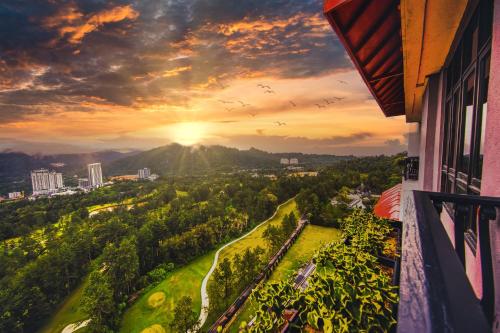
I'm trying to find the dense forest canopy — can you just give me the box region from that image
[0,154,403,332]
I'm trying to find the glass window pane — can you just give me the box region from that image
[479,0,493,49]
[448,91,460,169]
[477,55,490,179]
[459,72,475,174]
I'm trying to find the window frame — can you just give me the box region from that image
[440,0,492,237]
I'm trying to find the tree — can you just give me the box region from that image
[81,271,116,333]
[281,212,297,236]
[102,238,140,297]
[170,296,199,333]
[263,224,285,251]
[213,257,233,299]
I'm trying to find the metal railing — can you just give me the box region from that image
[398,190,498,333]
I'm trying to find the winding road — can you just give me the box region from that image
[196,199,293,329]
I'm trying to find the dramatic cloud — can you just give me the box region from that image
[0,0,407,155]
[48,4,140,44]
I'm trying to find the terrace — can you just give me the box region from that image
[325,0,498,331]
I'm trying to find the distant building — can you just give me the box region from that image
[8,191,24,199]
[31,169,64,195]
[280,158,290,165]
[78,178,90,189]
[138,168,151,179]
[88,163,103,188]
[290,158,299,165]
[110,175,139,181]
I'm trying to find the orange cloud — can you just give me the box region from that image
[51,5,139,44]
[162,65,192,78]
[42,3,83,28]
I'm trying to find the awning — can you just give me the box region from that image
[324,0,405,117]
[374,183,402,221]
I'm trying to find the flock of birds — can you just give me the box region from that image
[217,80,349,127]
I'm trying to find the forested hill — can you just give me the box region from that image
[105,144,351,176]
[0,150,139,194]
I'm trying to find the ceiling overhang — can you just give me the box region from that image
[324,0,469,122]
[324,0,405,117]
[401,0,469,121]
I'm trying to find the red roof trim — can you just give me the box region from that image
[323,0,352,13]
[374,183,402,221]
[323,0,405,117]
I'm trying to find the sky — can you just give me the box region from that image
[0,0,408,156]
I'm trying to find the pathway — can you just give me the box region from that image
[196,199,293,329]
[61,319,91,333]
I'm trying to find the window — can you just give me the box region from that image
[441,0,492,196]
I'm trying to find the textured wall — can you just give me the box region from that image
[481,1,500,328]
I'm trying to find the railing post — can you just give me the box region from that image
[478,205,496,325]
[432,200,443,215]
[453,204,469,266]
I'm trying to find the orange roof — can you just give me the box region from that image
[374,183,401,220]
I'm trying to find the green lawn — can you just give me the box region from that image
[119,250,215,333]
[228,224,342,332]
[39,277,89,333]
[175,190,188,197]
[203,199,298,328]
[217,199,298,264]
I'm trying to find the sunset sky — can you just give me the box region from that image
[0,0,408,155]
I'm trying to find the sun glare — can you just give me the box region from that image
[169,122,207,145]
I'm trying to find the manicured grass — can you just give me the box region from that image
[119,250,216,333]
[175,190,188,197]
[228,225,342,332]
[217,199,298,264]
[39,277,89,333]
[203,199,298,328]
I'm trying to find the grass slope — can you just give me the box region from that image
[217,199,297,264]
[39,277,89,333]
[119,251,215,333]
[228,225,342,332]
[202,199,298,328]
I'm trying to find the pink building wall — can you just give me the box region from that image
[415,0,500,321]
[481,0,500,326]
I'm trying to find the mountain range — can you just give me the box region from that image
[0,144,352,195]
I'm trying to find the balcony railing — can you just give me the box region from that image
[399,190,498,333]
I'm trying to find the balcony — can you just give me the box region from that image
[399,190,497,332]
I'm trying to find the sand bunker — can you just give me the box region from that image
[148,292,166,308]
[140,324,166,333]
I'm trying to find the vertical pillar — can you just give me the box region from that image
[480,0,500,327]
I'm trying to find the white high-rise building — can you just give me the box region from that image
[290,158,299,165]
[88,163,103,188]
[280,158,290,165]
[138,167,151,179]
[31,169,64,195]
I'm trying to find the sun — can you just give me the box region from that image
[169,122,207,145]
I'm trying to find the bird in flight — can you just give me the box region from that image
[337,80,348,85]
[248,112,257,117]
[258,83,271,89]
[275,121,286,126]
[289,101,296,107]
[219,100,234,104]
[264,89,275,94]
[315,103,326,109]
[324,99,334,105]
[225,107,235,112]
[238,100,251,107]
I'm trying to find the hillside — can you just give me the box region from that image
[0,150,139,195]
[105,144,351,176]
